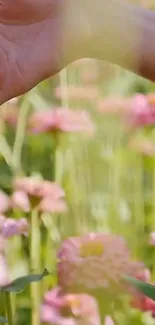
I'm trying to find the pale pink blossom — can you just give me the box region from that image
[135,268,150,282]
[38,181,65,199]
[127,94,155,127]
[41,287,100,325]
[58,233,142,297]
[0,190,10,213]
[14,177,65,200]
[11,191,30,212]
[39,197,67,214]
[0,217,29,238]
[130,294,155,317]
[55,86,99,101]
[30,108,95,135]
[17,218,29,236]
[130,268,155,318]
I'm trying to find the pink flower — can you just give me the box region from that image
[57,233,142,297]
[0,217,29,238]
[127,94,155,128]
[11,191,30,212]
[0,190,10,213]
[30,108,95,135]
[149,232,155,246]
[39,197,67,214]
[41,287,100,325]
[37,181,65,199]
[129,267,155,318]
[135,268,150,282]
[17,218,29,236]
[14,177,65,200]
[130,287,155,317]
[55,87,99,101]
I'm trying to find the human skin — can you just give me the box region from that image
[0,0,155,104]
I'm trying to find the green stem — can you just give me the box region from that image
[60,69,69,108]
[12,95,30,175]
[151,158,155,281]
[5,292,13,325]
[0,135,12,167]
[132,154,144,256]
[0,291,5,318]
[30,209,41,325]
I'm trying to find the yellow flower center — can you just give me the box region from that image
[80,241,104,257]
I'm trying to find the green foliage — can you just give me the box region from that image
[2,270,49,293]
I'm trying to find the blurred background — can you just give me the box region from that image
[1,0,155,324]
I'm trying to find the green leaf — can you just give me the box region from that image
[2,269,49,292]
[125,276,155,300]
[0,316,7,323]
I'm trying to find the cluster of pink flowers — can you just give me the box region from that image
[41,286,114,325]
[41,232,145,324]
[14,176,67,214]
[29,108,95,135]
[0,178,67,215]
[41,287,100,325]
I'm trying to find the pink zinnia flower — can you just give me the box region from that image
[127,94,155,128]
[135,268,150,282]
[129,267,155,318]
[14,177,64,200]
[29,108,95,135]
[130,286,155,317]
[57,233,142,297]
[0,217,29,238]
[41,287,100,325]
[0,190,10,213]
[39,197,67,214]
[11,191,30,213]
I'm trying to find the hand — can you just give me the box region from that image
[0,0,87,104]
